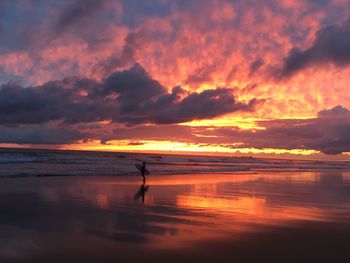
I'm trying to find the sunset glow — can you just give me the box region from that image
[0,0,350,159]
[2,3,350,261]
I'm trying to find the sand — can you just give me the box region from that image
[1,171,350,262]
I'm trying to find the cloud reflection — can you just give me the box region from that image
[1,172,350,260]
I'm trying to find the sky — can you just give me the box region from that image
[0,0,350,159]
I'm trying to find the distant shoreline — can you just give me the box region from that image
[0,146,348,162]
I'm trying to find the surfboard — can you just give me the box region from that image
[134,164,150,175]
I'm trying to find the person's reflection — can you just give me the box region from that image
[134,161,150,203]
[134,183,149,203]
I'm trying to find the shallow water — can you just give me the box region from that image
[1,172,350,262]
[1,148,350,177]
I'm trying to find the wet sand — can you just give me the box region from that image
[1,171,350,262]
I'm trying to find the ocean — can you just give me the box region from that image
[1,148,350,177]
[2,149,350,262]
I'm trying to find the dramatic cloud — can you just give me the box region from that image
[281,19,350,77]
[0,125,82,145]
[54,0,107,34]
[195,105,350,154]
[0,102,349,154]
[0,0,349,155]
[93,30,144,77]
[0,0,349,119]
[318,105,350,117]
[99,124,194,144]
[262,106,350,154]
[0,64,257,127]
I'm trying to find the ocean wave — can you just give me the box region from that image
[1,148,350,177]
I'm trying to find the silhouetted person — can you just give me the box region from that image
[141,161,146,184]
[134,161,150,203]
[135,161,148,183]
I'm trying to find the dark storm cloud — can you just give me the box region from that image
[260,107,350,154]
[150,88,258,125]
[318,105,350,117]
[0,0,115,55]
[99,124,194,144]
[93,30,146,78]
[55,0,106,33]
[281,19,350,77]
[0,125,82,145]
[0,64,257,127]
[200,105,350,154]
[0,0,48,53]
[0,77,109,125]
[121,0,172,25]
[98,105,350,155]
[259,117,350,155]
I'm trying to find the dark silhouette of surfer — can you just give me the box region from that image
[134,161,150,203]
[135,161,149,184]
[141,161,146,183]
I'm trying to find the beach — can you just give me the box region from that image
[1,171,350,262]
[1,0,350,262]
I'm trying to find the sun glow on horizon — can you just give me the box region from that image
[62,139,320,157]
[181,116,267,130]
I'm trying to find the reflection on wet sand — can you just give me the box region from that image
[1,171,350,262]
[134,184,149,203]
